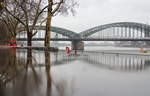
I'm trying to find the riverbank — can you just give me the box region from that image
[0,46,59,52]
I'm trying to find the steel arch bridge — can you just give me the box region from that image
[18,25,82,50]
[18,22,150,40]
[17,22,150,50]
[33,26,80,38]
[79,22,150,38]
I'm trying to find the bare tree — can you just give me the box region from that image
[3,0,46,46]
[0,0,24,42]
[0,12,21,40]
[45,0,78,47]
[2,0,78,47]
[0,19,11,44]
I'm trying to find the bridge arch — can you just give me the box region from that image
[18,26,83,50]
[19,25,79,38]
[79,22,150,37]
[33,26,80,38]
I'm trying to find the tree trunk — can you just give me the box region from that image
[45,13,52,47]
[27,31,32,46]
[45,1,52,47]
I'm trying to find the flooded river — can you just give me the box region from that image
[0,47,150,96]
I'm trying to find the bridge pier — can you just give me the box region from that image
[144,30,150,46]
[71,41,84,50]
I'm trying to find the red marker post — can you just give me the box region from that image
[66,47,71,54]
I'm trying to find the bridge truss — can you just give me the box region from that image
[17,22,150,47]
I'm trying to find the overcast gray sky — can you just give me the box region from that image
[52,0,150,32]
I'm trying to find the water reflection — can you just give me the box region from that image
[0,49,150,96]
[82,52,150,71]
[45,51,52,96]
[64,51,150,71]
[0,49,73,96]
[24,50,150,72]
[0,49,52,96]
[6,49,42,96]
[0,48,18,95]
[0,48,17,85]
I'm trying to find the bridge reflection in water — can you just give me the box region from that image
[82,51,150,71]
[16,50,150,72]
[0,49,150,96]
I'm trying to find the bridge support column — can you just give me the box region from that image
[71,41,84,50]
[145,30,150,37]
[144,30,150,46]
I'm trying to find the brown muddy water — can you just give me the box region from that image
[0,48,150,96]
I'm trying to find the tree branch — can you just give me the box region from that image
[52,0,64,15]
[4,7,26,26]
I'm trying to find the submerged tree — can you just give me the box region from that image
[45,0,78,47]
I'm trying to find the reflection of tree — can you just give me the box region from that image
[45,51,73,96]
[26,49,40,85]
[0,83,4,96]
[0,49,77,96]
[16,48,41,96]
[0,48,18,85]
[45,51,52,96]
[0,48,19,96]
[0,48,42,96]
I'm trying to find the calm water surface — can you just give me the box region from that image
[0,47,150,96]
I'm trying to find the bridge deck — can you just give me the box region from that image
[17,38,150,41]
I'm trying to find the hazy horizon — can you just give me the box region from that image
[52,0,150,33]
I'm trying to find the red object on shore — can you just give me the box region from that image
[7,40,17,46]
[66,47,71,54]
